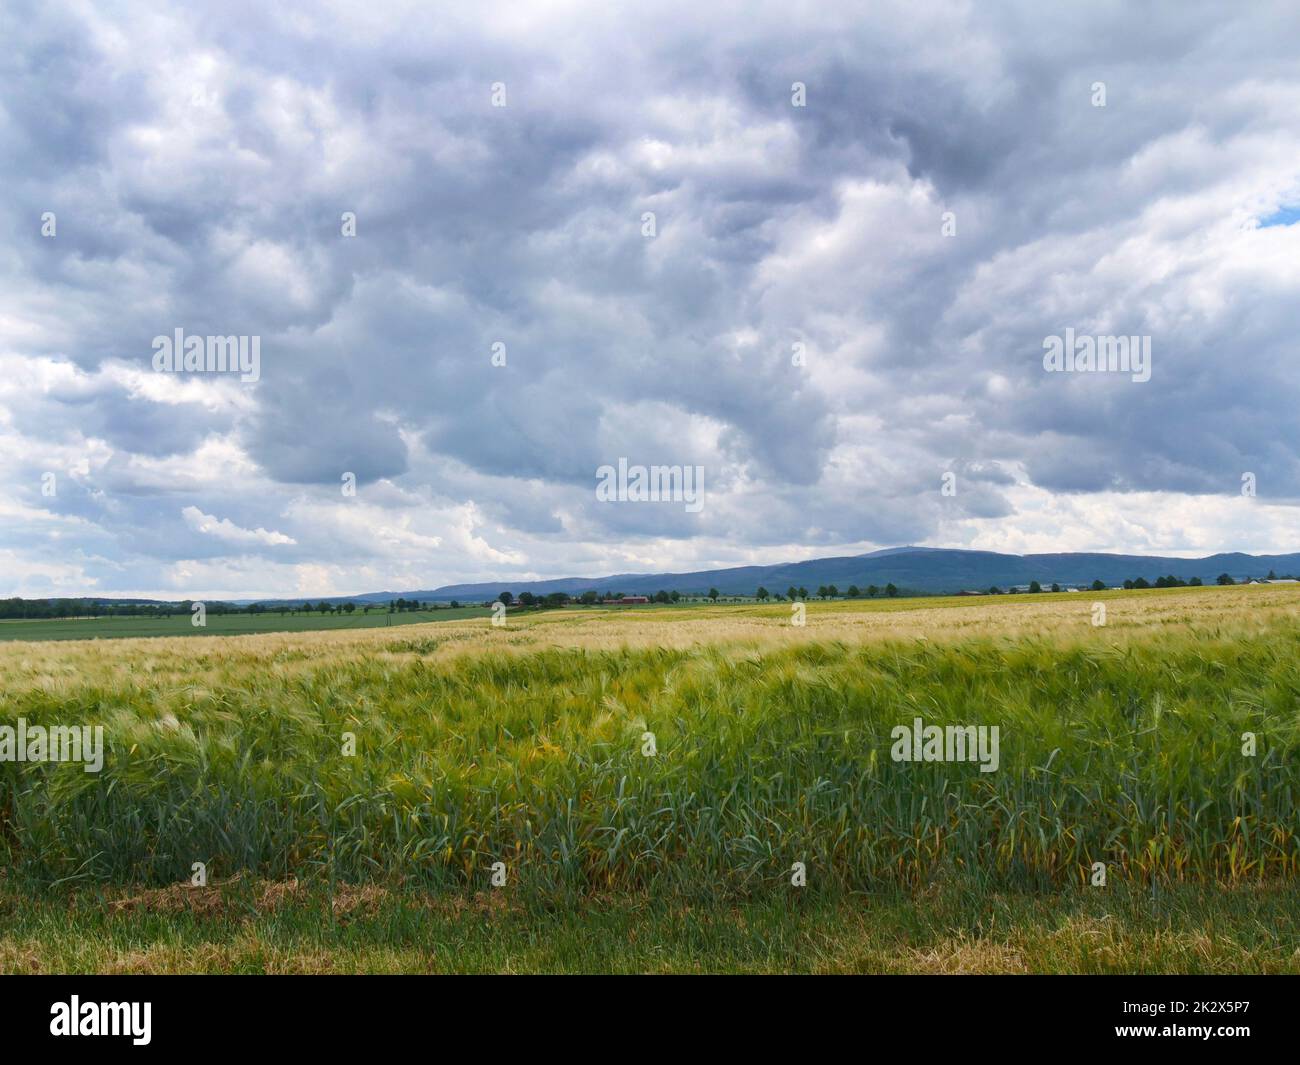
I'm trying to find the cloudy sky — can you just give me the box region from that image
[2,1,1299,599]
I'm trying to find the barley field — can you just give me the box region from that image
[2,584,1299,972]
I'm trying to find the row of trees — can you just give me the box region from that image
[0,598,313,620]
[499,590,589,607]
[1121,576,1205,589]
[0,597,464,620]
[0,597,167,620]
[982,573,1285,594]
[754,584,900,601]
[1113,573,1289,589]
[983,577,1207,594]
[227,599,445,615]
[245,599,463,614]
[986,580,1096,593]
[494,585,909,606]
[499,590,724,606]
[1208,570,1296,585]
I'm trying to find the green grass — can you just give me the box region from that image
[4,621,1298,892]
[0,607,491,642]
[2,879,1294,973]
[3,590,1298,972]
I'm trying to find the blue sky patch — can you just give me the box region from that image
[1260,205,1300,227]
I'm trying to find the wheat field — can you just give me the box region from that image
[2,584,1298,971]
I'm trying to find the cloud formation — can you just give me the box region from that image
[2,1,1298,598]
[182,505,296,546]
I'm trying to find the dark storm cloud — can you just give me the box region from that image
[2,0,1299,596]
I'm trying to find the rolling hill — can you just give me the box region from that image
[355,547,1300,601]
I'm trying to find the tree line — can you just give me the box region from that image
[0,597,460,620]
[492,584,907,606]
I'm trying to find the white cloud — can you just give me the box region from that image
[182,506,296,546]
[1,1,1298,597]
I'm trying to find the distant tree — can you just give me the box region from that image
[519,591,536,606]
[885,583,899,598]
[1028,581,1042,594]
[654,590,671,604]
[756,587,770,601]
[867,585,879,598]
[450,600,461,609]
[1268,569,1278,580]
[498,591,514,606]
[1189,576,1202,586]
[786,586,797,602]
[669,590,680,602]
[988,586,1001,595]
[798,587,809,601]
[579,590,599,605]
[1123,580,1134,590]
[826,585,839,599]
[816,585,828,599]
[1217,573,1235,585]
[709,588,720,602]
[1050,583,1060,593]
[343,602,355,614]
[1133,577,1150,589]
[317,601,332,613]
[1091,579,1105,591]
[847,585,860,598]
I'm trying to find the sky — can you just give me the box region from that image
[2,0,1299,600]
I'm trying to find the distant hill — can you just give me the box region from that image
[16,548,1297,608]
[347,547,1300,601]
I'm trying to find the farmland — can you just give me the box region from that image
[1,584,1298,972]
[0,606,492,642]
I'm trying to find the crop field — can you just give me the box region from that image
[1,584,1298,973]
[0,606,492,642]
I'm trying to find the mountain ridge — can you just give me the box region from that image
[19,547,1298,605]
[346,546,1300,601]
